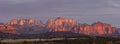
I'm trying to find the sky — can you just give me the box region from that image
[0,0,120,27]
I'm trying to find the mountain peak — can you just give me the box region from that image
[0,17,118,35]
[56,17,65,19]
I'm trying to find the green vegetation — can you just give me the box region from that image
[0,36,120,44]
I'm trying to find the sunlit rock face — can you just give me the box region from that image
[8,19,27,25]
[28,18,35,24]
[91,21,117,35]
[2,17,118,35]
[9,19,18,25]
[79,25,94,34]
[46,17,118,35]
[0,23,16,31]
[0,23,17,34]
[46,17,78,32]
[7,18,44,34]
[5,25,16,31]
[77,22,118,35]
[0,23,6,31]
[19,19,26,26]
[9,18,43,26]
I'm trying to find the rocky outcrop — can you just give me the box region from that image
[6,18,44,34]
[79,25,94,34]
[9,19,18,25]
[0,23,16,31]
[0,17,118,35]
[0,23,6,31]
[78,22,118,35]
[46,17,118,35]
[8,18,43,26]
[46,17,78,32]
[92,22,113,35]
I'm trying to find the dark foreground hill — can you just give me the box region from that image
[0,31,89,39]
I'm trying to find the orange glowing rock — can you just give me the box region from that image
[46,17,117,35]
[10,18,18,25]
[91,21,116,35]
[0,24,5,30]
[28,18,35,24]
[3,17,118,35]
[47,17,77,32]
[19,19,26,26]
[5,25,16,31]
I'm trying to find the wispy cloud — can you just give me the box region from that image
[0,0,120,27]
[0,0,36,4]
[107,0,120,7]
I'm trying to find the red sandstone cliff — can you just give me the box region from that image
[0,17,118,35]
[46,17,118,35]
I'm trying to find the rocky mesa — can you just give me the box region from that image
[0,17,118,35]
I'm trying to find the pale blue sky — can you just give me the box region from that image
[0,0,120,27]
